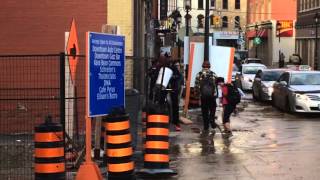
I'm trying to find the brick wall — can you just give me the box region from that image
[0,0,107,54]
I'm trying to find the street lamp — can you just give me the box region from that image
[255,24,258,58]
[314,13,320,70]
[183,0,192,80]
[184,0,192,36]
[204,0,210,63]
[277,21,284,68]
[238,26,242,50]
[170,10,182,62]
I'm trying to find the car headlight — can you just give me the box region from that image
[268,87,274,93]
[295,93,309,101]
[262,86,273,93]
[244,77,252,82]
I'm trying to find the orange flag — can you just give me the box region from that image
[66,18,79,83]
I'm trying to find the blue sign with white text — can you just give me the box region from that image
[87,32,125,117]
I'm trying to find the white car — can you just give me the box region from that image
[252,69,289,101]
[243,58,262,64]
[235,63,267,90]
[272,71,320,113]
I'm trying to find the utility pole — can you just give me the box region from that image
[314,13,319,70]
[204,0,210,62]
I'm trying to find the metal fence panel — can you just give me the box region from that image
[0,54,86,179]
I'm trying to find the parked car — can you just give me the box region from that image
[235,63,267,90]
[243,58,262,64]
[252,69,289,101]
[272,71,320,113]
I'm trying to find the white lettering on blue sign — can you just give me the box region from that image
[88,32,125,117]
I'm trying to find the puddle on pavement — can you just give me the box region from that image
[178,133,245,157]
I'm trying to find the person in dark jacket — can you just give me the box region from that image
[169,61,184,131]
[195,61,218,133]
[148,59,160,102]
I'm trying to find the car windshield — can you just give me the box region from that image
[243,66,265,74]
[290,73,320,85]
[261,71,283,81]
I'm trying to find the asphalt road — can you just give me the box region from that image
[137,93,320,180]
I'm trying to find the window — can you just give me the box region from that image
[211,0,216,8]
[278,73,289,84]
[234,16,240,28]
[261,71,284,81]
[210,15,214,25]
[235,0,240,9]
[198,0,204,9]
[223,0,228,9]
[197,14,204,28]
[255,70,262,79]
[222,16,228,28]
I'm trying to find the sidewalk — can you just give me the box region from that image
[134,106,256,180]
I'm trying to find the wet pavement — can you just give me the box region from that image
[136,94,320,180]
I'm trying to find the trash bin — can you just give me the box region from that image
[125,89,141,150]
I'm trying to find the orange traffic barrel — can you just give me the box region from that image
[139,110,175,175]
[104,113,134,179]
[34,119,65,180]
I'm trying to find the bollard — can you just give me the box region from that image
[141,107,147,149]
[139,109,176,175]
[34,117,65,180]
[104,113,134,180]
[100,125,105,149]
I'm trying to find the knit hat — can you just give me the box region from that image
[202,61,211,68]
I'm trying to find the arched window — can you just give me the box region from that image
[235,0,240,9]
[235,16,240,28]
[222,16,228,28]
[197,14,204,28]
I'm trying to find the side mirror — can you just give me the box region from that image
[280,81,287,86]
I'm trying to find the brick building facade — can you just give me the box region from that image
[0,0,107,54]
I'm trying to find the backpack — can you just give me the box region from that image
[226,84,241,105]
[199,72,216,98]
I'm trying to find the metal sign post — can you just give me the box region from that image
[76,32,125,180]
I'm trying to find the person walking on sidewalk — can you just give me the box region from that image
[217,77,241,136]
[169,61,184,131]
[195,61,218,133]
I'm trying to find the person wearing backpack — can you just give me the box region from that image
[217,77,241,136]
[195,61,218,133]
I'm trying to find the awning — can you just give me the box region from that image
[247,29,268,39]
